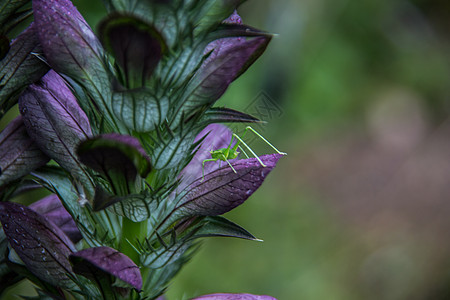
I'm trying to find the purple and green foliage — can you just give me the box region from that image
[192,294,277,300]
[29,194,82,243]
[0,23,49,118]
[0,0,284,299]
[0,115,49,187]
[179,153,282,216]
[70,246,142,292]
[0,202,76,289]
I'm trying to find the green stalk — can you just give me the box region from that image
[119,169,156,262]
[119,217,147,264]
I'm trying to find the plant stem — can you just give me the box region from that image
[120,218,147,264]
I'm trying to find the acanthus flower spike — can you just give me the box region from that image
[0,3,282,299]
[192,294,277,300]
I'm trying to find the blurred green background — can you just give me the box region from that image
[4,0,450,299]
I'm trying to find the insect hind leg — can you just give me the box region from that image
[238,145,250,159]
[232,133,267,167]
[244,126,287,156]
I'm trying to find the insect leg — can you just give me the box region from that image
[202,158,218,181]
[238,145,250,158]
[232,133,267,167]
[245,126,287,155]
[220,153,237,173]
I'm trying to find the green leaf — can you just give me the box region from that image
[0,228,23,294]
[101,0,133,12]
[201,107,261,125]
[92,186,154,222]
[193,0,245,34]
[19,290,56,300]
[7,261,66,300]
[0,116,49,187]
[141,239,190,269]
[31,166,121,248]
[1,8,32,36]
[109,193,154,222]
[0,34,9,60]
[158,44,205,96]
[193,216,260,240]
[102,0,123,11]
[140,220,201,269]
[0,23,49,118]
[209,23,273,40]
[0,0,29,28]
[30,167,87,228]
[112,89,169,132]
[152,130,196,170]
[0,270,22,296]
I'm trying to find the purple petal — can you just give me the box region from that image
[0,202,75,288]
[19,70,92,180]
[0,116,49,186]
[178,154,282,216]
[70,246,142,291]
[203,34,270,90]
[192,293,277,300]
[41,70,92,134]
[186,35,270,112]
[224,10,243,24]
[29,194,82,243]
[178,124,237,190]
[32,0,103,79]
[203,10,244,65]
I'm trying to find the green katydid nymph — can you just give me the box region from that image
[201,126,287,180]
